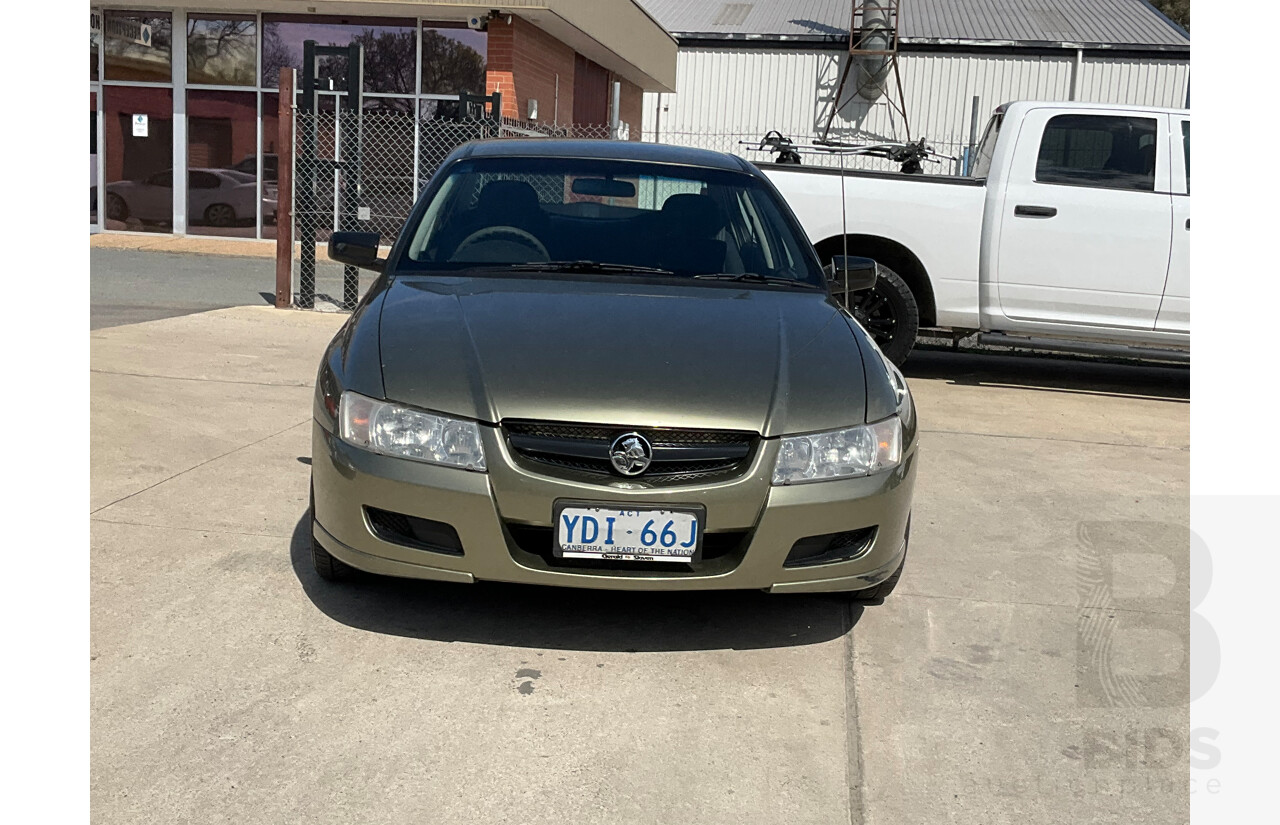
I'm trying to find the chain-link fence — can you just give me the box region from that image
[286,106,969,310]
[288,110,614,310]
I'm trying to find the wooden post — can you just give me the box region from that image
[274,69,295,308]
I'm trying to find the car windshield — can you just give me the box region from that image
[399,156,824,286]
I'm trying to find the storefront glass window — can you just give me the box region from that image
[91,11,101,81]
[103,87,174,232]
[187,90,259,237]
[104,11,172,83]
[261,15,416,94]
[421,25,486,96]
[261,94,280,240]
[187,15,257,86]
[90,92,99,224]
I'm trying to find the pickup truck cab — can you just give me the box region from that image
[759,101,1191,364]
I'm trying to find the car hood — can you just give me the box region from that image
[376,275,871,436]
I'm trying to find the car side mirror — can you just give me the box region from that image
[825,255,878,292]
[328,231,385,271]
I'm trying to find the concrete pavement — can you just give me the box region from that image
[90,305,1189,824]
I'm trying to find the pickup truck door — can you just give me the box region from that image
[994,108,1173,329]
[1156,116,1190,333]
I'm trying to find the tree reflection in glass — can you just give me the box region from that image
[187,16,257,86]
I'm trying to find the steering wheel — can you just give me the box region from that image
[451,225,549,262]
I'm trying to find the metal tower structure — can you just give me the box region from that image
[820,1,912,142]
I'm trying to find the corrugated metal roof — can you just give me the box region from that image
[635,0,1189,48]
[636,0,853,39]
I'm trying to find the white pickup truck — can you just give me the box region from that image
[758,100,1191,365]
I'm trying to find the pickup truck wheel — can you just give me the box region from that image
[843,264,919,365]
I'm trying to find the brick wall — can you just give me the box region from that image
[614,75,643,141]
[486,16,576,124]
[484,17,515,115]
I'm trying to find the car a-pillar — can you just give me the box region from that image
[816,235,933,366]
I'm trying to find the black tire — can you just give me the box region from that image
[834,263,919,366]
[310,480,354,582]
[843,516,910,604]
[204,203,236,228]
[847,551,906,604]
[106,193,129,222]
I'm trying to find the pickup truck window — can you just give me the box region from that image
[1035,114,1158,192]
[970,114,1002,178]
[1182,121,1190,192]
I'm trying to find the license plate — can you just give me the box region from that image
[553,502,704,562]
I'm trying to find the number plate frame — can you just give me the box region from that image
[552,499,706,563]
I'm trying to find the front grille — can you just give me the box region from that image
[503,420,757,484]
[504,522,750,575]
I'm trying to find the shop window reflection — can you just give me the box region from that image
[188,90,259,237]
[104,11,172,83]
[103,87,173,233]
[421,25,486,96]
[90,92,99,225]
[188,16,257,86]
[261,15,416,94]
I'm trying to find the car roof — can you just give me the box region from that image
[456,139,756,173]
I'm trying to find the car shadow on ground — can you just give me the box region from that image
[288,514,861,652]
[902,347,1189,401]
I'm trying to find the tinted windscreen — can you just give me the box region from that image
[401,157,824,285]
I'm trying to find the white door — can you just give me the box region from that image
[994,108,1173,329]
[1157,116,1190,333]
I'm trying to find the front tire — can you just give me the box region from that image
[846,550,906,604]
[310,480,354,582]
[833,263,919,366]
[843,516,910,604]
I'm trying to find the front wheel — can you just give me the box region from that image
[833,263,919,366]
[843,516,910,604]
[310,479,354,582]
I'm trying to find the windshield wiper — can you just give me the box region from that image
[692,272,812,288]
[504,260,675,276]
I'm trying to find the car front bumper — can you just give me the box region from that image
[311,419,917,593]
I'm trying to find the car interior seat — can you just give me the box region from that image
[656,194,728,274]
[443,179,548,258]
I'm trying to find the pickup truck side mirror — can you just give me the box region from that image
[328,231,385,271]
[825,255,878,292]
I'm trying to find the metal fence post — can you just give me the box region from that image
[964,95,981,176]
[275,69,295,308]
[610,81,621,139]
[339,42,363,310]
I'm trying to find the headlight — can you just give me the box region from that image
[771,417,902,485]
[338,391,486,471]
